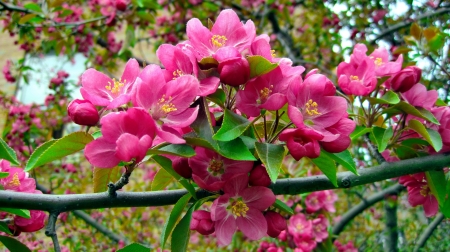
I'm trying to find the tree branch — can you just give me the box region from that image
[332,183,405,236]
[0,1,33,14]
[413,213,445,252]
[0,153,449,212]
[370,7,450,44]
[45,212,61,252]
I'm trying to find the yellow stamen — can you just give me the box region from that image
[211,35,227,48]
[420,185,429,197]
[374,57,383,66]
[158,95,178,113]
[270,50,276,58]
[172,69,184,80]
[305,99,321,116]
[231,199,249,217]
[208,159,224,176]
[350,75,360,81]
[105,78,125,94]
[260,85,273,100]
[8,173,21,187]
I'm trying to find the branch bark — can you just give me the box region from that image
[0,153,449,212]
[413,213,445,252]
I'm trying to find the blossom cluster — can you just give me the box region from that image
[0,160,46,235]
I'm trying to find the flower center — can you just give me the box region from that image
[8,173,21,187]
[260,85,273,100]
[374,57,383,66]
[296,223,303,230]
[172,69,184,80]
[105,78,125,94]
[270,50,276,58]
[420,185,429,197]
[211,35,227,48]
[158,95,178,114]
[208,159,224,176]
[231,198,249,217]
[350,75,360,81]
[305,99,321,116]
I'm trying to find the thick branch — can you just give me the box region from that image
[371,7,450,44]
[0,153,449,212]
[384,199,399,252]
[332,183,405,236]
[413,213,445,252]
[0,1,33,14]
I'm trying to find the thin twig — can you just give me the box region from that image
[413,213,445,252]
[107,165,135,197]
[45,212,61,252]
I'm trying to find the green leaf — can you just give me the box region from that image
[441,199,450,218]
[350,126,372,141]
[408,119,442,152]
[273,199,294,215]
[151,168,174,191]
[254,142,285,182]
[18,14,37,24]
[25,131,94,171]
[24,3,43,12]
[207,88,226,107]
[217,138,256,161]
[247,55,278,79]
[311,154,338,187]
[171,203,195,252]
[385,101,439,125]
[321,149,357,175]
[0,138,20,166]
[426,170,447,206]
[371,126,393,152]
[117,243,150,252]
[92,131,102,139]
[148,144,195,158]
[435,98,447,107]
[213,109,252,141]
[366,90,400,105]
[152,155,197,199]
[0,208,30,219]
[0,222,12,235]
[198,57,219,70]
[161,193,192,249]
[428,33,445,51]
[190,98,219,150]
[93,166,121,193]
[0,235,31,252]
[0,172,8,179]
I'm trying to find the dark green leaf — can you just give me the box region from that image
[350,126,372,141]
[366,90,400,105]
[0,235,31,252]
[161,193,192,249]
[254,142,285,182]
[207,88,226,107]
[385,102,439,125]
[24,3,43,12]
[151,168,174,191]
[426,170,447,206]
[93,166,121,193]
[213,109,252,141]
[0,208,30,219]
[171,203,195,252]
[0,172,8,179]
[117,243,150,252]
[371,126,393,152]
[247,55,278,79]
[408,119,442,152]
[217,138,256,161]
[0,222,12,235]
[190,98,219,150]
[0,138,20,166]
[148,144,195,158]
[311,154,338,187]
[441,199,450,218]
[273,199,294,215]
[321,149,357,175]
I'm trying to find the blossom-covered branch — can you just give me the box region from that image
[1,153,449,212]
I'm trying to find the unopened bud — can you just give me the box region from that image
[67,99,99,126]
[190,210,215,235]
[249,165,271,187]
[386,66,421,92]
[264,211,286,238]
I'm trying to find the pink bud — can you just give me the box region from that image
[115,0,127,12]
[386,66,422,92]
[190,210,215,235]
[67,99,99,126]
[249,165,271,187]
[172,157,192,179]
[264,211,286,238]
[217,57,250,86]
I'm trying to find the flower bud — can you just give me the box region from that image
[67,99,99,126]
[264,211,286,238]
[172,157,192,179]
[115,0,127,11]
[249,165,271,187]
[386,66,422,92]
[190,210,215,235]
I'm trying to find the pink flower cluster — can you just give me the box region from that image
[398,173,438,217]
[0,160,46,235]
[2,60,15,83]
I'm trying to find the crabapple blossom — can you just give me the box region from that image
[190,210,215,235]
[399,173,438,217]
[188,147,253,192]
[337,57,377,96]
[0,160,35,192]
[264,211,287,238]
[249,165,271,187]
[210,174,275,246]
[80,58,139,109]
[84,108,157,168]
[401,83,438,110]
[311,214,329,242]
[67,99,99,126]
[213,47,250,86]
[385,66,422,92]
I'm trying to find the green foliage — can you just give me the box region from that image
[0,138,20,166]
[151,168,174,191]
[371,126,393,153]
[213,109,252,141]
[0,235,31,252]
[247,55,278,79]
[255,142,286,183]
[117,243,150,252]
[273,199,294,215]
[147,144,196,158]
[161,193,192,249]
[93,166,122,193]
[0,208,30,219]
[408,119,442,152]
[311,153,338,187]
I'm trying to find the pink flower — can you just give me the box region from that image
[322,190,338,213]
[311,214,329,242]
[305,191,326,213]
[213,47,250,86]
[279,127,323,160]
[337,57,377,96]
[188,147,253,191]
[169,156,192,179]
[0,161,36,192]
[320,118,356,153]
[211,174,276,246]
[431,106,450,152]
[190,210,215,235]
[264,211,287,238]
[186,9,255,60]
[249,165,271,187]
[399,173,438,217]
[369,47,403,77]
[385,66,422,93]
[84,108,157,168]
[80,58,139,109]
[67,99,99,126]
[132,64,199,144]
[401,83,438,110]
[13,191,46,232]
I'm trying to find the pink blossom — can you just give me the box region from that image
[13,191,46,232]
[188,147,253,191]
[186,9,255,60]
[67,99,99,126]
[0,161,35,192]
[210,174,276,246]
[431,106,450,152]
[132,64,199,144]
[399,173,439,217]
[337,57,377,96]
[372,10,387,23]
[401,83,438,110]
[369,47,403,77]
[169,156,192,179]
[190,210,215,235]
[213,47,250,86]
[3,60,16,83]
[279,127,323,160]
[305,191,326,213]
[385,66,422,93]
[311,214,329,242]
[264,211,287,238]
[249,165,271,187]
[84,108,157,168]
[80,58,139,109]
